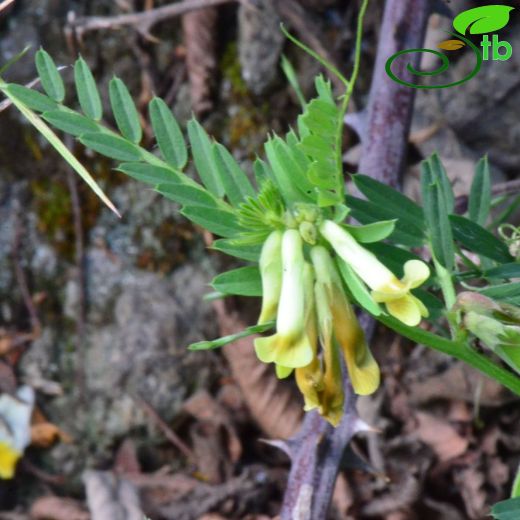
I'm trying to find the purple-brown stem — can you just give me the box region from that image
[279,1,429,517]
[354,0,430,189]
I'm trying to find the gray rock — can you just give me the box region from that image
[238,0,284,95]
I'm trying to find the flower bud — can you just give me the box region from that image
[254,230,313,368]
[257,230,283,325]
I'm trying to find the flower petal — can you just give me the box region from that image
[257,230,283,325]
[295,358,323,411]
[386,295,422,326]
[371,286,407,302]
[411,293,429,318]
[254,333,314,368]
[0,443,20,479]
[402,260,430,289]
[275,365,293,379]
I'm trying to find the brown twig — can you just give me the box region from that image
[20,459,66,486]
[67,0,237,41]
[279,1,430,518]
[274,0,345,92]
[136,395,196,462]
[350,0,430,189]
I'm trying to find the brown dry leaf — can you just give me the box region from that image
[454,466,487,519]
[332,473,354,517]
[408,361,516,407]
[83,470,143,520]
[437,39,466,50]
[415,411,469,462]
[214,300,303,439]
[182,7,217,114]
[183,389,242,464]
[30,496,90,520]
[30,422,71,448]
[486,456,509,490]
[190,421,230,484]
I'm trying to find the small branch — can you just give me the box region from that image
[136,395,196,462]
[279,380,367,519]
[280,1,430,517]
[352,0,430,189]
[275,0,345,92]
[68,0,237,40]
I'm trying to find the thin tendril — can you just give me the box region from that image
[335,0,369,200]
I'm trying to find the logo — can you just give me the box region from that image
[386,5,514,89]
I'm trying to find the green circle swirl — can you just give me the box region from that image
[385,32,482,89]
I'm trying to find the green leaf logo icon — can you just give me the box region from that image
[453,5,514,35]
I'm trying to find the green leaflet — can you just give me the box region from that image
[421,156,455,271]
[0,46,30,75]
[480,283,520,306]
[0,82,119,216]
[297,80,340,205]
[450,214,513,263]
[157,183,220,209]
[211,265,262,297]
[280,55,305,108]
[181,206,243,238]
[484,263,520,280]
[429,153,454,213]
[187,118,224,197]
[109,77,142,143]
[188,320,275,350]
[490,497,520,520]
[345,195,424,247]
[35,48,65,102]
[211,239,262,262]
[43,109,100,137]
[352,174,426,230]
[253,158,271,185]
[149,97,187,169]
[469,156,491,226]
[80,132,143,162]
[264,135,315,205]
[512,465,520,499]
[212,143,255,206]
[117,162,185,185]
[74,56,103,121]
[344,220,396,244]
[5,84,57,112]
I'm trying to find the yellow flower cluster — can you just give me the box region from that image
[254,221,430,426]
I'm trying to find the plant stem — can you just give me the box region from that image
[432,255,460,337]
[379,315,520,397]
[335,0,369,200]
